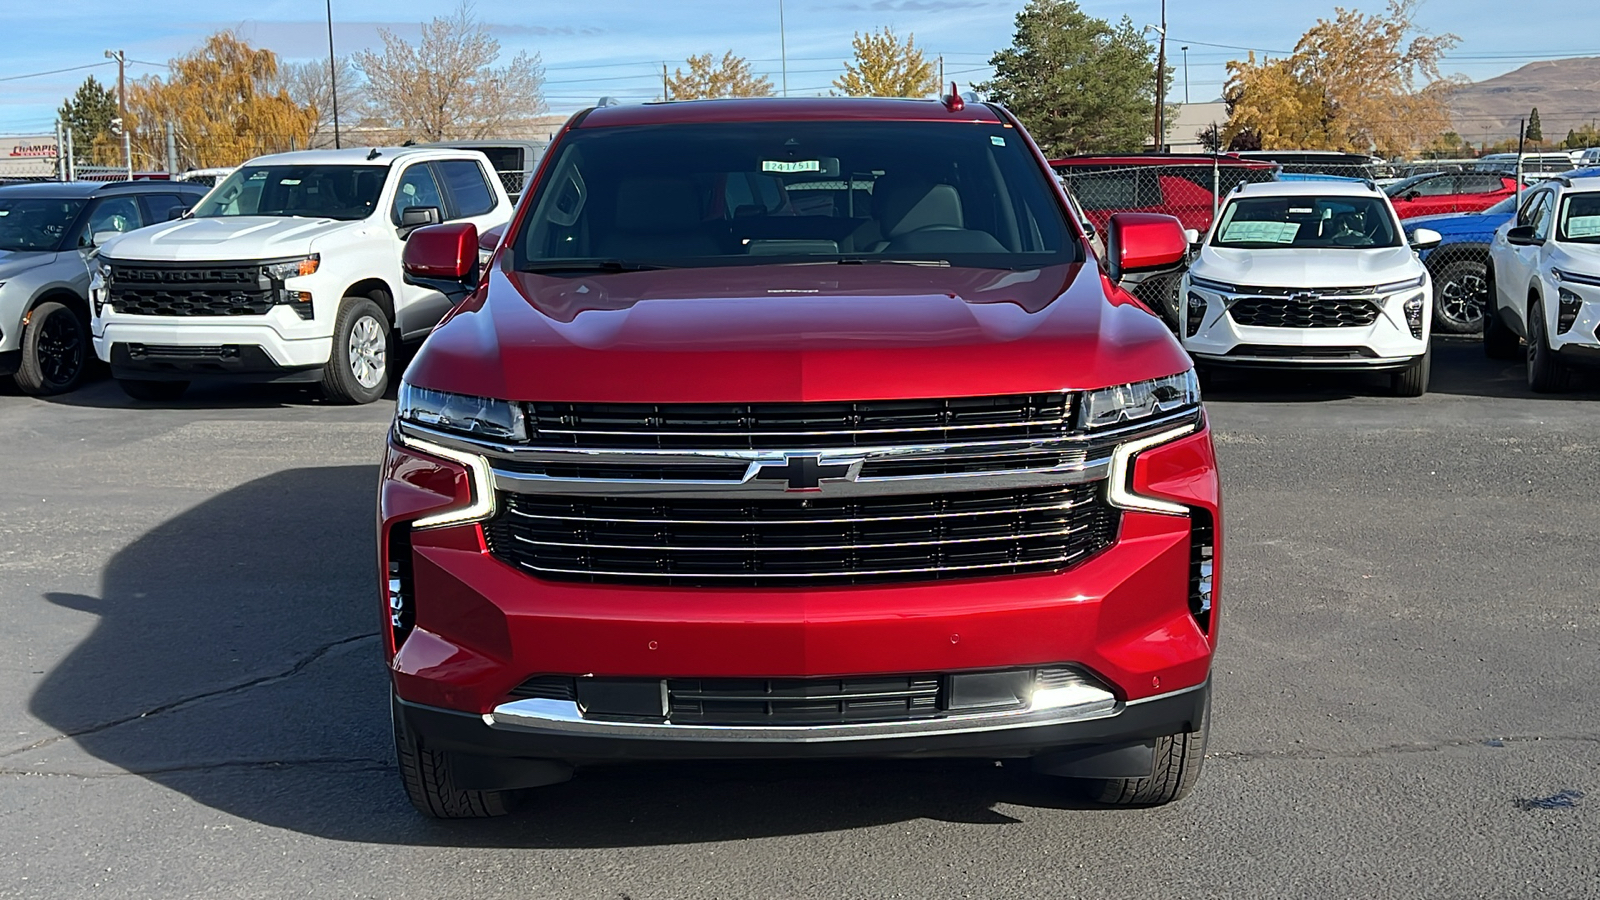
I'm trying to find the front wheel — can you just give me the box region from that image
[1077,695,1209,807]
[320,295,390,405]
[1430,258,1488,334]
[1390,347,1431,397]
[392,694,523,819]
[1526,298,1571,393]
[16,301,89,396]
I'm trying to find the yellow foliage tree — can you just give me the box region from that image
[666,52,773,100]
[1223,0,1458,157]
[834,28,939,98]
[125,33,317,169]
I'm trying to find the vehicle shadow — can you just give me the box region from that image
[25,465,1103,849]
[1422,336,1600,400]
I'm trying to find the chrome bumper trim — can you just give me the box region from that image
[480,682,1198,744]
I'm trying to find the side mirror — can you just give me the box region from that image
[92,230,121,248]
[403,222,480,302]
[1409,227,1442,251]
[1403,191,1421,202]
[1506,225,1538,246]
[398,205,442,235]
[166,206,190,221]
[478,223,506,253]
[1183,228,1201,246]
[1105,212,1188,282]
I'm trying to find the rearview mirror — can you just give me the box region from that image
[1105,212,1188,283]
[1409,228,1442,251]
[1505,225,1538,246]
[403,222,480,303]
[399,205,442,234]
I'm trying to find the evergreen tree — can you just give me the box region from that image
[1526,108,1543,143]
[57,76,118,149]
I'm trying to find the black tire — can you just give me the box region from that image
[392,693,522,818]
[320,295,390,405]
[1390,347,1431,397]
[1430,257,1489,334]
[117,378,189,401]
[1078,693,1209,807]
[16,301,90,396]
[1483,301,1521,360]
[1526,298,1571,393]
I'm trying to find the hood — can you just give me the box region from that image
[1193,246,1421,289]
[406,262,1191,403]
[1552,243,1600,269]
[99,216,359,261]
[1405,210,1511,233]
[0,248,57,280]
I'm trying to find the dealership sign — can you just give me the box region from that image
[0,135,61,177]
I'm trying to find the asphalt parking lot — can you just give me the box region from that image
[1,335,1597,899]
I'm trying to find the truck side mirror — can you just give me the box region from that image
[1106,212,1188,283]
[403,222,480,303]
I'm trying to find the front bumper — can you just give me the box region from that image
[1181,281,1430,368]
[107,341,324,382]
[398,680,1210,765]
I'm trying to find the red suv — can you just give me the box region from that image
[382,97,1221,818]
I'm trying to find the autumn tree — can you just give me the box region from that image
[357,3,546,141]
[271,57,362,149]
[666,52,773,100]
[1563,123,1600,150]
[57,76,119,165]
[125,32,317,169]
[1222,0,1458,157]
[1526,107,1543,143]
[978,0,1162,156]
[834,28,938,98]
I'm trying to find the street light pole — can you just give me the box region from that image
[779,0,789,96]
[326,0,341,149]
[1181,45,1190,105]
[1153,0,1167,151]
[104,49,131,180]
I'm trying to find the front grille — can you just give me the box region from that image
[126,343,230,360]
[1226,344,1377,359]
[1228,294,1379,329]
[484,483,1119,586]
[109,263,275,317]
[668,675,942,724]
[525,394,1073,450]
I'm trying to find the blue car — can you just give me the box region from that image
[1404,195,1517,333]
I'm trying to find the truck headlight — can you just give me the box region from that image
[1079,370,1201,430]
[397,381,526,441]
[264,255,320,280]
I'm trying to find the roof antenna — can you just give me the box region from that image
[940,82,964,112]
[367,148,382,160]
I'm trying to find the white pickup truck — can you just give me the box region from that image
[91,147,512,402]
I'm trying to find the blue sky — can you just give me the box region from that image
[0,0,1585,135]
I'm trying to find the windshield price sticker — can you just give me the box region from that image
[1567,216,1600,238]
[762,160,822,174]
[1221,221,1301,244]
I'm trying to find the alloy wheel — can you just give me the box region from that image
[1437,273,1487,330]
[348,314,387,389]
[36,309,85,387]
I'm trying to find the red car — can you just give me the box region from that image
[1386,171,1517,219]
[1050,154,1279,234]
[381,96,1222,817]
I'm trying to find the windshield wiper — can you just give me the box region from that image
[519,259,669,274]
[833,257,950,267]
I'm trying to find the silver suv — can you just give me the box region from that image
[0,180,208,395]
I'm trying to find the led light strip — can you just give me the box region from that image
[1106,424,1197,516]
[397,432,496,529]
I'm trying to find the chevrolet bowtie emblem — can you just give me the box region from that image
[749,455,863,491]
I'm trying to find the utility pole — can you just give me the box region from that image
[326,0,341,149]
[1154,0,1167,151]
[662,63,670,101]
[778,0,789,96]
[104,49,131,180]
[1181,46,1190,105]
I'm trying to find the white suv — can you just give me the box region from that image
[1485,175,1600,392]
[91,147,512,403]
[1180,181,1440,396]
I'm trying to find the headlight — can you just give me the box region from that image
[1079,370,1201,430]
[397,381,525,441]
[264,255,320,280]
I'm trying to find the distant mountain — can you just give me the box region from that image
[1450,58,1600,145]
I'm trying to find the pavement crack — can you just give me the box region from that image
[0,633,376,760]
[1209,731,1600,763]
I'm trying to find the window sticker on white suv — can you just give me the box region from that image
[1566,216,1600,239]
[1221,221,1300,244]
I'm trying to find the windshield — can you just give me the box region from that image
[1482,195,1518,216]
[1211,195,1402,249]
[0,196,86,252]
[1558,192,1600,243]
[192,165,387,221]
[514,121,1079,272]
[1383,174,1432,197]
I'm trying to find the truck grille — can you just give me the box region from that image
[484,483,1119,586]
[1228,294,1379,329]
[525,394,1073,450]
[109,263,275,317]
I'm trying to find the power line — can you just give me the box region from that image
[0,60,113,82]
